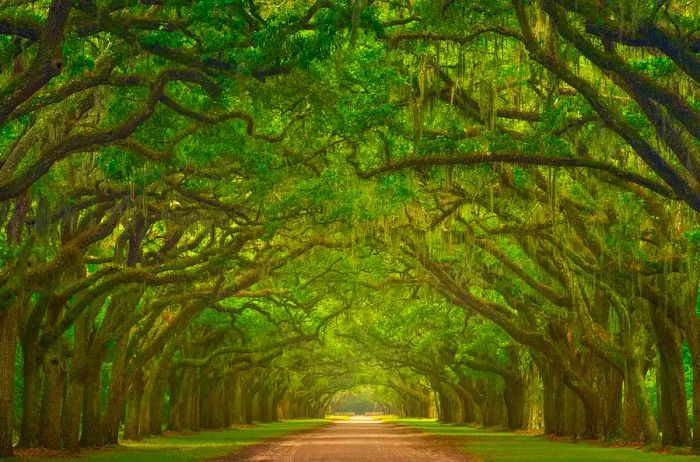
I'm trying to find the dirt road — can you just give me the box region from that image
[213,416,474,462]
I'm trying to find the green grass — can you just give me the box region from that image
[388,419,700,462]
[16,420,327,462]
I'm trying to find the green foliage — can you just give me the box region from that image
[683,341,694,427]
[630,57,676,79]
[0,234,9,268]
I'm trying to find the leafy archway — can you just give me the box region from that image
[1,0,700,457]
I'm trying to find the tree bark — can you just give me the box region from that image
[148,367,168,435]
[207,379,226,428]
[542,366,567,436]
[80,360,104,447]
[224,373,239,426]
[686,317,700,453]
[482,387,504,427]
[692,339,700,453]
[17,337,41,448]
[61,373,84,451]
[138,378,152,439]
[0,303,19,457]
[622,358,659,443]
[101,336,128,445]
[243,388,254,425]
[504,379,526,430]
[167,368,183,431]
[0,194,29,456]
[122,369,145,440]
[655,320,691,446]
[61,311,90,451]
[38,345,66,449]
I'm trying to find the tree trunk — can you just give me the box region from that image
[199,374,211,428]
[656,324,691,446]
[243,389,254,425]
[122,370,145,440]
[573,385,602,440]
[270,390,282,422]
[18,339,41,448]
[178,368,198,430]
[542,366,566,436]
[192,370,201,430]
[693,344,700,454]
[461,393,477,423]
[101,336,128,445]
[38,346,66,449]
[603,366,623,438]
[436,389,447,422]
[0,153,30,457]
[482,387,504,427]
[687,318,700,454]
[167,369,182,431]
[61,312,90,451]
[138,384,152,439]
[504,379,526,430]
[224,373,239,426]
[183,371,194,429]
[207,379,226,428]
[0,303,18,457]
[622,358,659,443]
[561,383,582,438]
[252,390,263,422]
[80,361,104,447]
[61,375,84,452]
[149,371,167,435]
[259,390,273,423]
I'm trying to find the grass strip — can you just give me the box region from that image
[387,419,700,462]
[15,420,327,462]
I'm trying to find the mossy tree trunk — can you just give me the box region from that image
[101,335,128,445]
[38,343,67,449]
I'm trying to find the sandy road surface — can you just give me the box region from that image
[212,416,474,462]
